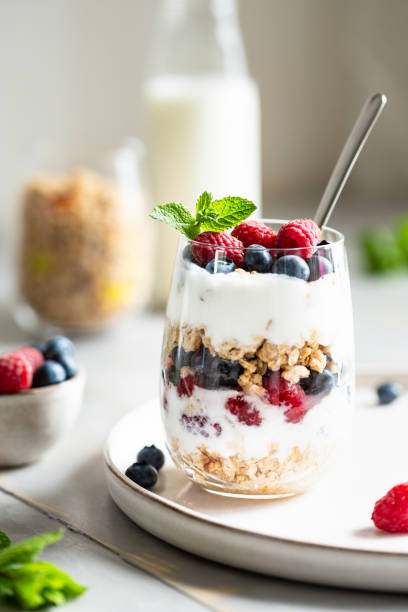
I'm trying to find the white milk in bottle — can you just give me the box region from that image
[145,0,262,306]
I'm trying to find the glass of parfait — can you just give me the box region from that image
[159,215,354,498]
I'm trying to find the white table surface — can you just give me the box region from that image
[1,221,408,610]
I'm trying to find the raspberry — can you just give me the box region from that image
[275,219,321,259]
[19,347,44,372]
[372,483,408,533]
[225,396,262,426]
[191,231,244,266]
[0,352,33,393]
[263,373,307,423]
[177,374,195,397]
[231,221,277,249]
[180,414,222,437]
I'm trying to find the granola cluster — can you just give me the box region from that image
[171,439,326,496]
[165,321,338,395]
[20,170,150,330]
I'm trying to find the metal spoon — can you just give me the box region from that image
[314,92,387,228]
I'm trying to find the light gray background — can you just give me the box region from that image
[1,0,408,225]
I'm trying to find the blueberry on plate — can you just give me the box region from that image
[272,255,310,281]
[377,382,403,405]
[137,445,165,471]
[125,462,158,489]
[308,255,333,281]
[44,336,75,360]
[300,368,334,396]
[57,355,77,380]
[205,257,235,274]
[32,361,66,387]
[243,244,272,273]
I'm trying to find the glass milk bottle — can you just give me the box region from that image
[144,0,261,306]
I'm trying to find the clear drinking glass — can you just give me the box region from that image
[16,139,152,334]
[160,222,354,498]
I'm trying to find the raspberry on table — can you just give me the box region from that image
[231,221,277,249]
[372,482,408,533]
[0,352,33,393]
[191,231,244,266]
[18,347,44,372]
[275,219,321,259]
[225,396,262,426]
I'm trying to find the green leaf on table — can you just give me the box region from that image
[0,530,63,569]
[150,202,200,239]
[361,227,405,273]
[0,531,11,550]
[3,561,86,610]
[395,215,408,260]
[199,196,256,231]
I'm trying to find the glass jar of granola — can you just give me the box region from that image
[17,140,151,332]
[161,222,354,498]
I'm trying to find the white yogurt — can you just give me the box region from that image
[167,261,353,362]
[164,385,351,462]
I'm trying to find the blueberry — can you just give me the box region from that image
[169,347,194,384]
[125,462,158,489]
[137,445,165,471]
[318,240,331,247]
[190,347,242,389]
[205,257,235,274]
[243,245,272,273]
[377,382,402,405]
[30,342,46,355]
[308,255,333,281]
[32,361,66,387]
[44,336,75,360]
[56,355,77,380]
[300,368,334,396]
[182,244,197,264]
[272,255,310,281]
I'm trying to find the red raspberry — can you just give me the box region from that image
[231,221,277,249]
[225,396,262,426]
[19,347,44,372]
[0,352,33,393]
[275,219,321,259]
[263,373,307,423]
[180,414,222,437]
[372,483,408,533]
[191,231,244,266]
[177,374,195,397]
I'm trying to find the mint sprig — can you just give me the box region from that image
[0,529,86,609]
[150,192,256,239]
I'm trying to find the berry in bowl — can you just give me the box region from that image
[152,193,354,498]
[0,336,85,466]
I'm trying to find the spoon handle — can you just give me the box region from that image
[314,93,387,228]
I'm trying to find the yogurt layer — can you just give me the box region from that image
[164,385,351,462]
[167,261,353,359]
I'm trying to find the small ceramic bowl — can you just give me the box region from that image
[0,369,86,467]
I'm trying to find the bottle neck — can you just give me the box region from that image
[148,0,248,78]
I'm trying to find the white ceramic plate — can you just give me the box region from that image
[104,384,408,592]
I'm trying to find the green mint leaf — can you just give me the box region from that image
[200,196,256,231]
[0,575,13,596]
[0,530,63,569]
[0,532,10,550]
[150,203,200,239]
[195,191,213,216]
[1,561,86,610]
